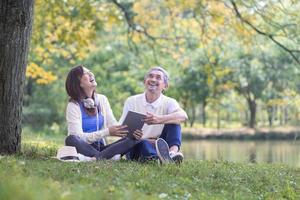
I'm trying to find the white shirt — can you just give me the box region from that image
[119,93,181,139]
[66,94,118,144]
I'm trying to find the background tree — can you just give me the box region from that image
[18,0,300,134]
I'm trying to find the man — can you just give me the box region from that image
[119,66,188,163]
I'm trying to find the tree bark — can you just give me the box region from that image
[247,98,256,128]
[279,106,283,125]
[0,0,34,154]
[267,106,273,127]
[189,104,195,127]
[201,101,207,127]
[217,108,221,129]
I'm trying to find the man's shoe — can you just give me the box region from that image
[169,151,184,164]
[155,138,174,164]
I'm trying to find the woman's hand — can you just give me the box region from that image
[108,125,128,137]
[132,129,143,140]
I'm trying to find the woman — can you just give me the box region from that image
[64,65,143,160]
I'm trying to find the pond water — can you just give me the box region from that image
[181,140,300,168]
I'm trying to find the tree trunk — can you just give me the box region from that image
[0,0,34,154]
[217,108,221,129]
[267,106,273,127]
[247,98,256,128]
[279,106,283,125]
[189,104,196,127]
[201,101,207,127]
[244,110,248,126]
[26,78,33,96]
[284,106,288,125]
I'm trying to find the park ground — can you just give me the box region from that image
[0,130,299,200]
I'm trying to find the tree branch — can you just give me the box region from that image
[230,0,300,65]
[110,0,185,42]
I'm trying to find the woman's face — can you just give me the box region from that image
[79,67,97,90]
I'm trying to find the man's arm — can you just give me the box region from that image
[144,108,188,125]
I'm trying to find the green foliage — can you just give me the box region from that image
[23,78,67,131]
[22,0,300,130]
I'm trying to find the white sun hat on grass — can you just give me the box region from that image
[56,146,80,162]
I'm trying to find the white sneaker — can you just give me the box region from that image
[155,138,174,164]
[77,153,96,162]
[169,151,184,164]
[110,154,121,161]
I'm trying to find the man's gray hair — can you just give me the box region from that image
[144,66,169,87]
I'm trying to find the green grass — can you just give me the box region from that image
[0,133,299,200]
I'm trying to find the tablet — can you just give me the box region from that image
[122,111,146,138]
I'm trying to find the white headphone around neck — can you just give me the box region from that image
[82,98,96,109]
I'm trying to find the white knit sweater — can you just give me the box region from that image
[119,93,181,139]
[66,94,118,144]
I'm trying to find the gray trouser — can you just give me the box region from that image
[65,135,140,160]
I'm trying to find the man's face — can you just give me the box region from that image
[144,70,166,94]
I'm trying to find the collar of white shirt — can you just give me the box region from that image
[142,92,163,111]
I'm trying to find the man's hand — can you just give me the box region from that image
[143,112,163,125]
[108,125,128,137]
[132,129,143,140]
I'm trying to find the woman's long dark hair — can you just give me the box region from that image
[65,65,97,115]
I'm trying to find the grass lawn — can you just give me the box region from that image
[0,133,299,200]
